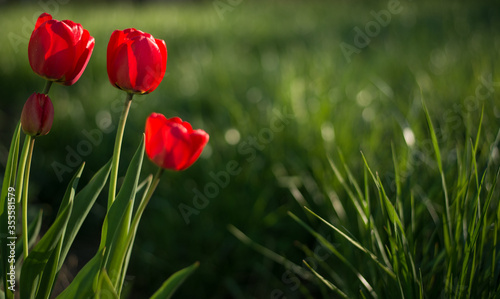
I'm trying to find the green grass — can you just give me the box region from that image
[1,0,499,298]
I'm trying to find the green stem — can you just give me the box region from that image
[123,168,163,259]
[108,92,134,209]
[15,135,31,205]
[42,80,53,95]
[22,136,35,259]
[132,168,164,227]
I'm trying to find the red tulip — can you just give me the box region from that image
[20,93,54,137]
[145,113,209,171]
[107,28,167,94]
[28,13,95,86]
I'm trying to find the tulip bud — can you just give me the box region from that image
[20,93,54,137]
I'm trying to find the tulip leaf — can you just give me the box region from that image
[35,236,64,299]
[106,200,133,290]
[58,160,112,270]
[0,122,20,299]
[55,163,84,218]
[19,200,73,299]
[116,175,152,292]
[150,262,200,299]
[56,249,104,299]
[19,163,83,299]
[96,269,119,299]
[0,121,20,214]
[100,137,144,289]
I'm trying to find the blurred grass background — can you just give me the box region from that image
[0,0,499,298]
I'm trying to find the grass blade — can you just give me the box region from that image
[301,207,396,280]
[287,211,381,297]
[150,262,199,299]
[376,174,405,234]
[228,224,311,279]
[422,99,453,250]
[327,154,368,226]
[302,260,348,299]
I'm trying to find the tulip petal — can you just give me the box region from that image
[182,130,209,170]
[124,28,150,40]
[145,113,167,156]
[168,117,184,126]
[145,113,178,169]
[107,30,125,85]
[49,19,75,50]
[33,20,74,80]
[34,13,52,31]
[65,30,95,85]
[21,97,42,134]
[62,19,83,45]
[39,96,54,135]
[131,36,163,94]
[149,130,168,168]
[29,23,53,77]
[165,125,192,170]
[156,38,167,80]
[112,42,137,92]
